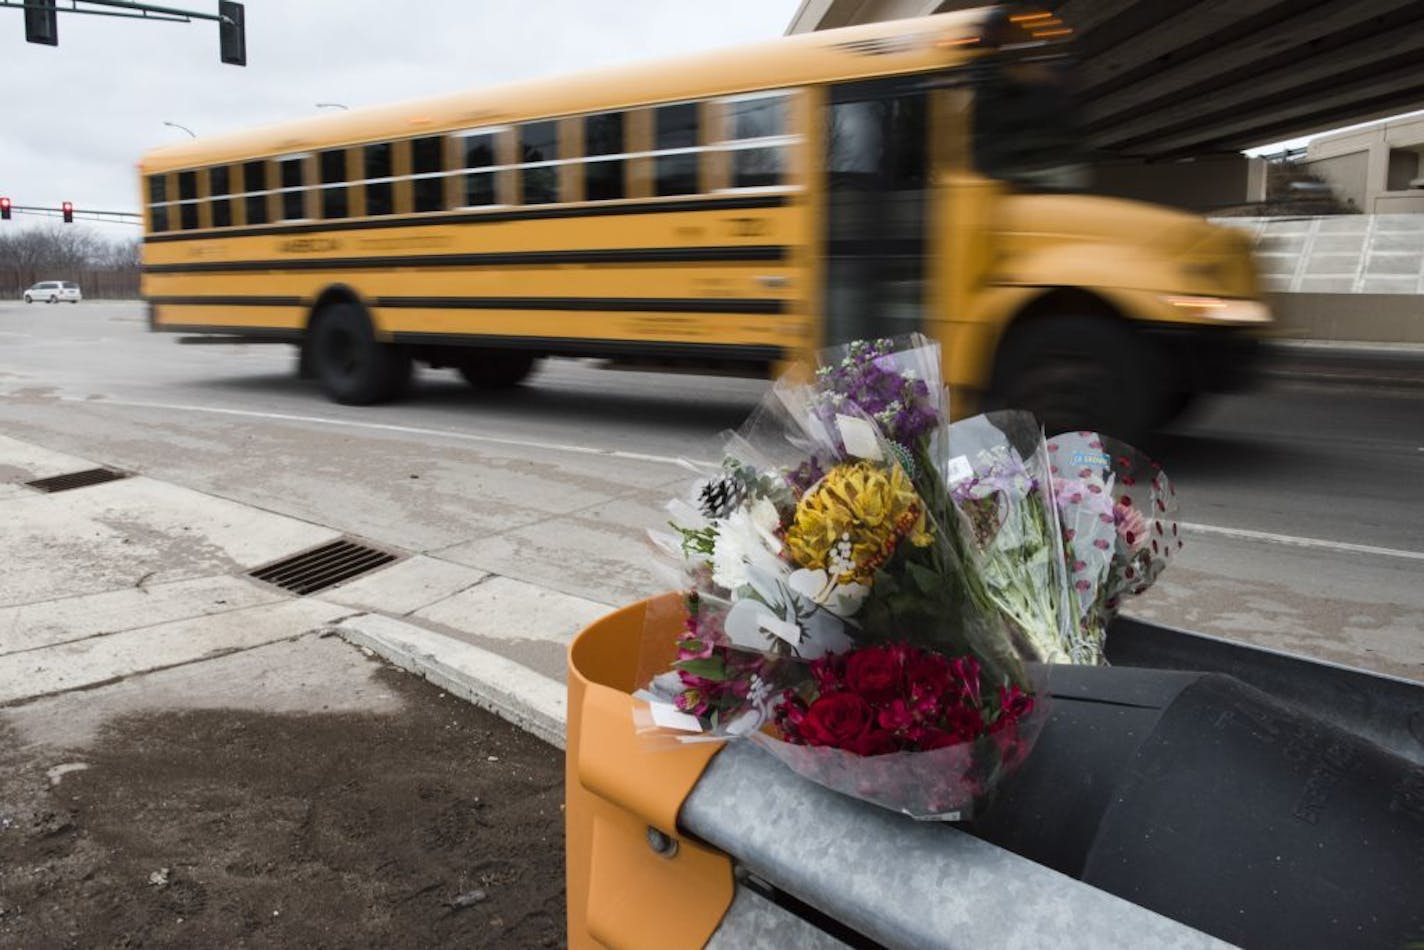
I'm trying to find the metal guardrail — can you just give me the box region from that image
[678,619,1424,949]
[685,742,1228,950]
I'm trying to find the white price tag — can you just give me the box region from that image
[648,701,705,733]
[836,414,884,461]
[946,455,974,484]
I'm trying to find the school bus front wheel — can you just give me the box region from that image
[307,301,413,406]
[989,312,1160,443]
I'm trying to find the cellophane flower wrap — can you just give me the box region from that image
[1046,431,1182,663]
[941,411,1081,664]
[637,335,1048,820]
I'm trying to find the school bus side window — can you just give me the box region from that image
[653,102,699,196]
[583,112,625,201]
[454,129,502,207]
[520,121,560,205]
[147,174,170,232]
[411,136,445,213]
[277,156,308,221]
[319,149,349,219]
[363,143,395,216]
[721,92,794,190]
[208,166,233,228]
[242,160,270,225]
[177,170,199,230]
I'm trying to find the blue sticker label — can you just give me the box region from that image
[1071,451,1111,468]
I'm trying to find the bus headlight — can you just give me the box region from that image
[1160,295,1271,323]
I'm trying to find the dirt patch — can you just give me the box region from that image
[0,667,565,948]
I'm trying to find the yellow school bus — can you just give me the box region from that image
[139,6,1267,439]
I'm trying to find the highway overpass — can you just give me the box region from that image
[788,1,1424,159]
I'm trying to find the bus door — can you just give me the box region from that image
[823,77,930,346]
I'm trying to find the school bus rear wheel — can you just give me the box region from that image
[308,302,412,405]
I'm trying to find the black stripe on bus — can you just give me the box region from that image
[370,296,786,315]
[148,295,305,307]
[142,195,790,243]
[389,332,783,363]
[153,324,304,341]
[142,245,788,274]
[146,294,787,315]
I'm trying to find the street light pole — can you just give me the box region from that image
[163,121,196,139]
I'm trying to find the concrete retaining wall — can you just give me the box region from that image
[1266,292,1424,344]
[1213,214,1424,343]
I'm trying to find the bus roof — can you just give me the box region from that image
[139,8,999,173]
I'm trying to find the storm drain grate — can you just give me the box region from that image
[248,538,398,595]
[25,467,129,493]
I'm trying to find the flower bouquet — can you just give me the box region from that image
[1047,431,1182,663]
[638,335,1048,820]
[941,411,1082,664]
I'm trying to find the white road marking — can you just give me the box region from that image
[58,395,688,466]
[1179,522,1424,563]
[59,395,1424,563]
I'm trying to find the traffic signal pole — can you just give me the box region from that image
[4,0,245,64]
[0,202,141,225]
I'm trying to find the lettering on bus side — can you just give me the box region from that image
[276,237,343,254]
[726,217,770,238]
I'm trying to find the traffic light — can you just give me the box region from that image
[219,1,246,66]
[0,197,10,221]
[24,0,58,46]
[62,201,73,224]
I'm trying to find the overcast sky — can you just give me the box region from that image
[1,0,800,241]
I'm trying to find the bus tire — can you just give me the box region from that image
[308,303,411,405]
[1155,390,1197,429]
[456,350,537,390]
[989,314,1158,443]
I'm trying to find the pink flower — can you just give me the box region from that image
[877,699,916,732]
[905,650,953,703]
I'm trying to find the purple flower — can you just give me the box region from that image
[813,338,941,448]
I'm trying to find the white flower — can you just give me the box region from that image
[710,504,783,591]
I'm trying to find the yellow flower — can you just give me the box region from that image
[786,461,932,584]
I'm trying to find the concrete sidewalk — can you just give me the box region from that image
[0,433,577,748]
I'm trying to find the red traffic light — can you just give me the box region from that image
[0,197,10,221]
[62,201,73,223]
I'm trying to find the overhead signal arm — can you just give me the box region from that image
[6,0,244,64]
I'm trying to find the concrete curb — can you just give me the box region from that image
[331,613,568,749]
[1260,340,1424,388]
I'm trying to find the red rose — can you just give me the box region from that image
[844,645,903,702]
[904,651,953,706]
[799,692,875,748]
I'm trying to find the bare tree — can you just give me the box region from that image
[0,225,141,298]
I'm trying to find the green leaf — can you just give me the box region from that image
[674,657,729,681]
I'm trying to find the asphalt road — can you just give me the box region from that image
[2,300,1421,682]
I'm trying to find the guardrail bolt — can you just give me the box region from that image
[646,826,679,858]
